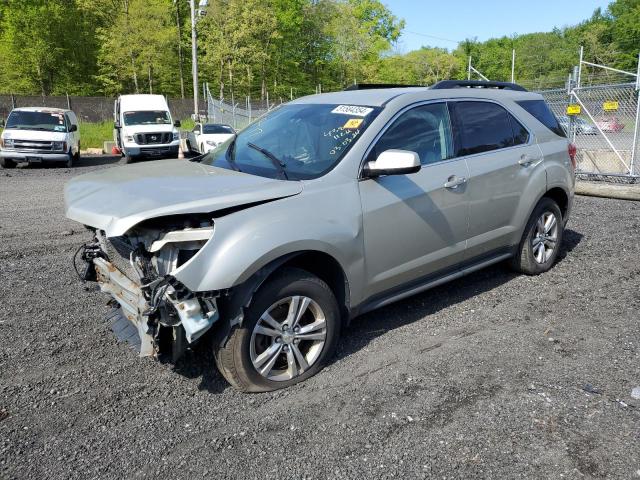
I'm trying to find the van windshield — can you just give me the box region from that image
[124,111,171,126]
[5,111,68,132]
[200,103,381,180]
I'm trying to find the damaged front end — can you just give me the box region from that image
[76,218,220,359]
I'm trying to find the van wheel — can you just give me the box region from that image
[510,197,563,275]
[0,158,16,169]
[65,151,74,168]
[124,155,135,164]
[214,268,341,392]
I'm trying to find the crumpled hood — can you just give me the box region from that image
[65,160,303,236]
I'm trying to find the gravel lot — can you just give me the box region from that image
[1,158,639,479]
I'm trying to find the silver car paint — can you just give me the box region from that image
[65,87,574,317]
[65,159,303,237]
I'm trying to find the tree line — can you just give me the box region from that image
[0,0,637,101]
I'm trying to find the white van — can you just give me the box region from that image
[114,94,181,163]
[0,107,80,168]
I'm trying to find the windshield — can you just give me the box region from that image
[203,124,234,134]
[200,103,381,180]
[124,110,171,126]
[5,111,68,132]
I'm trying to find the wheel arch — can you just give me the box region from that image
[542,186,569,220]
[217,250,351,341]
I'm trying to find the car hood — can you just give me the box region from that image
[200,133,234,143]
[65,160,303,236]
[2,129,67,141]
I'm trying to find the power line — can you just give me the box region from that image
[403,30,461,44]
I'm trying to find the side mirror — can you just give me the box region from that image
[363,149,421,177]
[69,124,78,132]
[174,120,181,128]
[114,121,121,129]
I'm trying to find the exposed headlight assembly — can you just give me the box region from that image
[148,226,214,276]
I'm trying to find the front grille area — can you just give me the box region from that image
[135,132,172,145]
[11,139,59,152]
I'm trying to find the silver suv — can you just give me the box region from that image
[66,81,575,392]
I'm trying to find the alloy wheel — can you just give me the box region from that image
[250,296,327,381]
[532,211,558,264]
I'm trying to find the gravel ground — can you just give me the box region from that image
[1,158,639,479]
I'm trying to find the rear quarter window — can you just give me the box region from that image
[517,100,566,138]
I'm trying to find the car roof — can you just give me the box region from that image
[292,86,542,107]
[12,107,72,114]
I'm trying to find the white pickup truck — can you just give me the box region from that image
[186,123,235,154]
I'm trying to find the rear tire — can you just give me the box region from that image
[510,197,563,275]
[0,158,16,169]
[214,268,341,392]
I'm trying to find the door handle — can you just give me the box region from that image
[518,154,541,167]
[444,176,467,189]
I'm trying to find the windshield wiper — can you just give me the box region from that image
[224,135,241,172]
[247,142,288,180]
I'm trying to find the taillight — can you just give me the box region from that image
[568,143,577,170]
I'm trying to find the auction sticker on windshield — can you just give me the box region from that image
[343,118,363,129]
[331,105,373,116]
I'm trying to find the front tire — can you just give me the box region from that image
[0,158,16,169]
[215,268,341,392]
[510,197,563,275]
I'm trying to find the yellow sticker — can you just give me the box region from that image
[603,100,619,112]
[343,118,363,129]
[566,104,581,115]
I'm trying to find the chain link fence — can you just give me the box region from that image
[537,82,639,182]
[205,85,276,130]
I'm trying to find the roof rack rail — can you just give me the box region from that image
[431,80,528,92]
[344,83,424,91]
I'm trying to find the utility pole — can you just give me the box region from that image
[175,0,185,99]
[189,0,198,119]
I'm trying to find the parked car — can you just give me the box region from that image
[595,116,625,133]
[557,115,597,135]
[66,80,575,392]
[0,107,80,168]
[186,123,235,154]
[113,94,181,163]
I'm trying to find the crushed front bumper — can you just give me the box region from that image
[93,257,156,356]
[87,243,219,358]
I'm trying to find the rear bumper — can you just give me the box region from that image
[0,150,69,162]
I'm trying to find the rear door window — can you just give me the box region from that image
[450,101,516,156]
[516,99,565,137]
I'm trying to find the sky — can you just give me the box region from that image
[385,0,613,53]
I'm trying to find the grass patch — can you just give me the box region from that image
[79,121,113,150]
[79,119,193,151]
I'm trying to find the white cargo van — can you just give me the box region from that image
[114,94,181,163]
[0,107,80,168]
